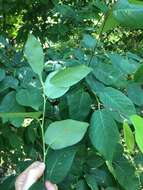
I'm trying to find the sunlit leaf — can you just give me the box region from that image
[50,65,92,88]
[45,119,88,149]
[130,115,143,153]
[123,121,135,153]
[24,34,44,76]
[44,71,69,99]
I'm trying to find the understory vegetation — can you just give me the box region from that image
[1,0,143,189]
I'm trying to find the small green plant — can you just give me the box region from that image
[1,0,143,190]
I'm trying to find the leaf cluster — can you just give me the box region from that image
[1,1,143,190]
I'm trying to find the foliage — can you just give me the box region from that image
[1,0,143,190]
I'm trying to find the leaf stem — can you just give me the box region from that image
[39,76,47,163]
[45,145,50,158]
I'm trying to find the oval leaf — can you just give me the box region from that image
[113,8,143,29]
[127,83,143,106]
[113,0,143,29]
[89,109,119,161]
[45,147,76,183]
[50,65,92,88]
[123,121,135,153]
[130,115,143,153]
[82,34,97,49]
[0,91,25,127]
[44,119,88,149]
[24,34,44,76]
[113,155,140,190]
[67,89,91,121]
[44,71,69,99]
[16,88,43,110]
[93,62,127,88]
[99,87,136,119]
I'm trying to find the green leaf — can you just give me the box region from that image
[113,155,139,190]
[9,133,23,149]
[45,147,76,183]
[55,4,76,18]
[85,174,99,190]
[0,112,41,119]
[102,11,119,32]
[123,121,135,153]
[94,0,108,13]
[113,0,143,29]
[93,63,127,88]
[113,8,143,29]
[27,127,36,144]
[0,68,5,81]
[0,35,9,46]
[134,64,143,82]
[99,87,136,120]
[89,109,119,161]
[75,180,90,190]
[92,168,115,187]
[82,34,97,49]
[0,175,16,190]
[129,0,143,5]
[16,88,43,110]
[24,34,44,76]
[0,76,18,92]
[134,152,143,166]
[74,48,84,61]
[67,89,91,121]
[86,152,104,169]
[86,74,105,94]
[127,83,143,106]
[16,66,40,89]
[44,119,88,149]
[0,91,25,127]
[130,115,143,153]
[109,53,137,75]
[50,65,92,88]
[44,71,69,99]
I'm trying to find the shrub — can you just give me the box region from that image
[1,0,143,190]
